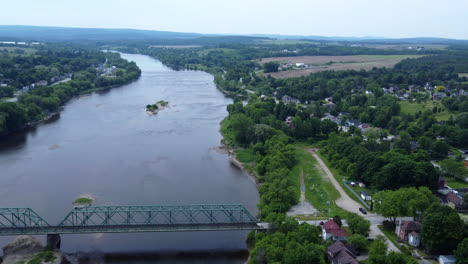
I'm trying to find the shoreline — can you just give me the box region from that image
[0,76,141,139]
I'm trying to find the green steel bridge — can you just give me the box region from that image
[0,205,264,237]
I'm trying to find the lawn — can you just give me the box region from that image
[445,177,468,188]
[399,100,454,121]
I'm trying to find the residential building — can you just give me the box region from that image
[327,241,358,264]
[408,231,420,247]
[396,220,420,240]
[321,219,348,241]
[438,255,456,264]
[446,192,465,210]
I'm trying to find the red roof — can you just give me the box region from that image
[324,219,348,237]
[324,219,340,231]
[409,231,419,237]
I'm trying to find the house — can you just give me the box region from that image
[433,92,446,100]
[35,80,48,87]
[321,219,348,241]
[327,241,359,264]
[408,231,420,247]
[396,220,420,240]
[360,191,372,201]
[438,255,456,264]
[446,192,465,210]
[295,63,305,67]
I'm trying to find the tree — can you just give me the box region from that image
[264,62,279,73]
[347,213,370,235]
[456,112,468,129]
[421,204,463,253]
[374,187,437,224]
[454,238,468,264]
[348,234,369,250]
[333,215,342,227]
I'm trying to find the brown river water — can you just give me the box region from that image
[0,53,259,263]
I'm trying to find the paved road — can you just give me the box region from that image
[308,149,401,252]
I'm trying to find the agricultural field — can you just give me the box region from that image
[365,44,448,50]
[399,100,454,121]
[149,45,203,49]
[254,39,320,45]
[259,55,423,78]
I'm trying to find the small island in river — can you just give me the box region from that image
[146,100,169,115]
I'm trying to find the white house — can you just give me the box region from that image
[295,63,305,67]
[438,255,456,264]
[408,231,420,247]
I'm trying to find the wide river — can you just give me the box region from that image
[0,54,259,263]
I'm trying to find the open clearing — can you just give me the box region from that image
[259,55,423,78]
[399,101,454,121]
[0,46,37,55]
[459,73,468,78]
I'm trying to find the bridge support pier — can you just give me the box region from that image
[46,234,61,250]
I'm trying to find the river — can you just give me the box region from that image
[0,54,259,263]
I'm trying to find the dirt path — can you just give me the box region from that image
[287,168,317,216]
[308,149,400,252]
[308,149,373,216]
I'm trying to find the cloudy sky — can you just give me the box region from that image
[1,0,468,39]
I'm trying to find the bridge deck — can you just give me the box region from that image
[0,205,264,236]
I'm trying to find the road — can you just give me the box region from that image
[308,149,402,252]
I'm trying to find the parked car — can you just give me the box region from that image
[359,207,367,214]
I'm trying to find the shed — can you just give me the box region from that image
[360,191,372,201]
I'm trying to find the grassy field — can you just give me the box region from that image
[399,100,454,121]
[365,44,448,50]
[292,147,349,217]
[259,55,423,78]
[0,46,37,55]
[197,48,234,56]
[445,177,468,188]
[459,73,468,78]
[234,149,255,163]
[149,45,202,49]
[254,39,319,45]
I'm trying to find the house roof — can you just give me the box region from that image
[333,250,359,264]
[330,228,348,237]
[409,231,419,237]
[323,219,340,231]
[447,192,463,205]
[400,221,421,233]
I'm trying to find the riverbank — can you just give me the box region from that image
[0,76,141,139]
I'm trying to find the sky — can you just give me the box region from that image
[1,0,468,39]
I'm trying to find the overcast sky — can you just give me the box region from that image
[2,0,468,39]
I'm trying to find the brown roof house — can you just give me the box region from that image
[321,219,348,241]
[396,220,421,241]
[327,241,359,264]
[446,192,465,210]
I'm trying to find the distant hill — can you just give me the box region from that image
[0,25,202,42]
[0,25,466,45]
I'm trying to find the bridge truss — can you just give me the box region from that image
[0,205,261,235]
